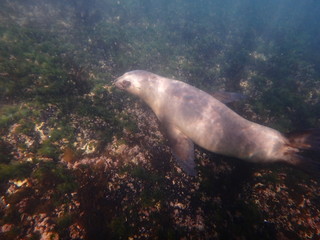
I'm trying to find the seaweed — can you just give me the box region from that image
[0,139,13,164]
[0,162,33,184]
[32,162,78,194]
[55,214,74,238]
[36,140,61,160]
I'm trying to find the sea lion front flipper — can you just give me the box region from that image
[164,124,196,176]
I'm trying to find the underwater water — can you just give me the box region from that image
[0,0,319,239]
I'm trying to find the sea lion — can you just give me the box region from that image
[114,70,320,176]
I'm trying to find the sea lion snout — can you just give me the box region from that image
[114,76,131,90]
[114,71,149,97]
[115,80,131,90]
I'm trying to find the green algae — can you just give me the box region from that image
[36,140,61,160]
[108,216,131,239]
[0,139,13,164]
[55,214,74,237]
[32,162,78,195]
[0,162,33,184]
[0,105,32,131]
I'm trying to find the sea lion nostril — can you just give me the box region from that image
[122,80,131,88]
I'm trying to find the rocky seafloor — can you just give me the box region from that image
[1,97,319,240]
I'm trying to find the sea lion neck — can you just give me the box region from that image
[138,76,168,113]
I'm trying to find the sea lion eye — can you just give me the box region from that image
[122,80,131,88]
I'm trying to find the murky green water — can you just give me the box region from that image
[0,0,319,239]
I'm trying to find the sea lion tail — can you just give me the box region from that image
[284,129,320,175]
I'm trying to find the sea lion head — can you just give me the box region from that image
[114,70,157,97]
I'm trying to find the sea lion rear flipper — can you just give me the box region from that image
[164,124,196,176]
[284,129,320,176]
